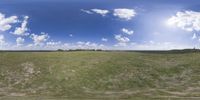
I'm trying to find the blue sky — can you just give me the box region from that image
[0,0,200,50]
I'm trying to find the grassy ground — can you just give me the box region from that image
[0,51,200,100]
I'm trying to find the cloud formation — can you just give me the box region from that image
[69,34,73,37]
[76,41,105,49]
[167,11,200,32]
[101,38,108,42]
[81,9,93,14]
[192,33,197,39]
[30,32,49,46]
[115,34,130,43]
[113,8,136,20]
[81,9,109,16]
[12,16,29,36]
[121,28,134,35]
[0,34,6,46]
[130,41,192,50]
[81,8,137,20]
[114,34,130,46]
[16,37,25,46]
[46,41,61,47]
[0,13,18,31]
[91,9,109,16]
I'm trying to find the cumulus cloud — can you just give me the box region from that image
[81,8,137,20]
[12,16,29,36]
[69,34,73,37]
[112,40,194,50]
[101,38,108,42]
[46,41,61,47]
[114,42,128,47]
[81,9,109,16]
[113,8,136,20]
[115,34,130,43]
[192,33,197,39]
[43,41,106,50]
[130,41,192,50]
[0,34,6,46]
[167,11,200,32]
[81,9,93,14]
[76,41,105,49]
[16,37,25,46]
[77,41,97,47]
[114,34,130,47]
[0,12,18,31]
[121,28,134,35]
[91,9,109,16]
[30,32,49,46]
[46,41,106,50]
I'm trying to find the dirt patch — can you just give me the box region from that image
[21,62,41,78]
[9,93,26,96]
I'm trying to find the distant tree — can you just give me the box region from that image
[57,49,64,52]
[96,49,102,51]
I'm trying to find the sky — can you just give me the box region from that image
[0,0,200,50]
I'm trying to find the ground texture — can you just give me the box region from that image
[0,51,200,100]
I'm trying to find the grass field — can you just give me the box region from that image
[0,51,200,100]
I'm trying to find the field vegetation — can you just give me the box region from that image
[0,51,200,100]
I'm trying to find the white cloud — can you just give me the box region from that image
[77,41,97,48]
[114,34,130,47]
[112,41,193,50]
[12,16,29,36]
[27,44,33,47]
[121,28,134,35]
[192,33,197,39]
[167,11,200,32]
[91,9,109,16]
[16,37,25,46]
[113,8,136,20]
[149,40,155,44]
[30,32,49,46]
[114,28,134,47]
[0,12,18,31]
[115,34,130,43]
[81,9,93,14]
[81,9,109,16]
[75,41,105,49]
[44,41,63,49]
[130,41,192,50]
[65,41,106,49]
[41,41,107,50]
[69,34,73,37]
[0,34,6,46]
[46,41,61,47]
[101,38,108,42]
[82,8,136,20]
[114,42,127,47]
[1,39,195,50]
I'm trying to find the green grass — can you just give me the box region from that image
[0,51,200,100]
